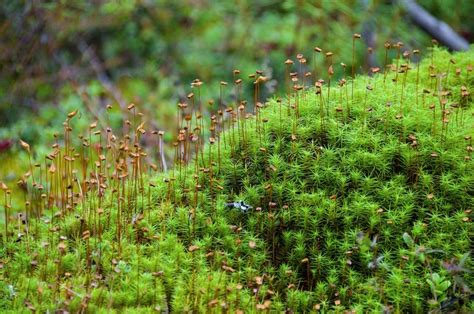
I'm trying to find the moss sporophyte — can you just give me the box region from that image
[0,40,473,313]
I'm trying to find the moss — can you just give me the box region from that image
[1,47,473,312]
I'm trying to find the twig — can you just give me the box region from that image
[399,0,469,51]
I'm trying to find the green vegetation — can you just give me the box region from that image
[1,44,473,313]
[2,0,474,134]
[2,0,473,207]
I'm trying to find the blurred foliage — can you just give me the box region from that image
[0,0,472,141]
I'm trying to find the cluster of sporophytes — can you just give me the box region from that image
[1,38,473,313]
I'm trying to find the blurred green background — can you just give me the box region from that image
[0,0,472,207]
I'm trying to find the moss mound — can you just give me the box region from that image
[1,48,473,313]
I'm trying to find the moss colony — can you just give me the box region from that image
[1,47,473,313]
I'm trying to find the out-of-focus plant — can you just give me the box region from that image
[1,0,472,133]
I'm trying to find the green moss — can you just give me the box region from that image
[1,47,473,312]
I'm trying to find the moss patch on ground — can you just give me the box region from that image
[1,48,473,313]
